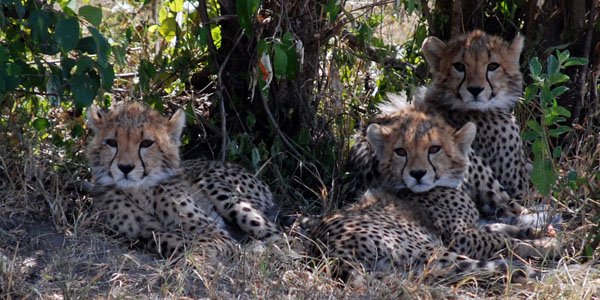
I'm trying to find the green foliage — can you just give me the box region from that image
[0,0,114,164]
[522,50,588,196]
[0,1,113,105]
[237,0,260,32]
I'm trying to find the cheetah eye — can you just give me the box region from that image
[104,139,118,147]
[140,140,155,148]
[453,62,466,72]
[394,148,407,157]
[428,146,441,154]
[487,63,500,71]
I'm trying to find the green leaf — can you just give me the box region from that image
[566,170,578,181]
[556,49,569,64]
[273,44,287,78]
[246,112,256,129]
[0,8,5,29]
[79,6,102,27]
[552,145,563,159]
[547,55,559,75]
[529,57,542,78]
[0,69,19,92]
[169,0,184,12]
[71,124,85,138]
[99,63,114,90]
[45,70,63,106]
[89,27,110,68]
[564,57,589,67]
[236,0,260,32]
[112,44,127,66]
[548,126,571,137]
[27,9,51,43]
[325,0,342,21]
[521,130,540,141]
[197,25,209,47]
[523,85,538,103]
[551,86,568,98]
[75,36,97,54]
[548,73,569,85]
[531,140,557,196]
[55,18,80,52]
[540,85,553,105]
[32,118,50,131]
[0,46,7,64]
[282,32,299,79]
[251,147,261,170]
[14,0,25,19]
[74,56,95,75]
[159,17,177,41]
[554,105,571,117]
[138,59,156,92]
[69,71,100,107]
[527,120,543,134]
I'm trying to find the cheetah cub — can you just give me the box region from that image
[311,98,559,282]
[87,102,280,258]
[419,30,531,212]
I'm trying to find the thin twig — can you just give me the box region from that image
[572,0,596,123]
[215,31,246,161]
[419,0,434,35]
[198,0,227,161]
[258,90,303,159]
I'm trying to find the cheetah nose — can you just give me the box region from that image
[467,86,484,97]
[409,170,426,181]
[118,164,135,175]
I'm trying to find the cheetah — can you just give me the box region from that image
[347,94,521,217]
[311,104,558,282]
[419,30,531,204]
[87,102,280,258]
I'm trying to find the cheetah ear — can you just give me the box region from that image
[167,109,186,143]
[454,122,476,154]
[366,123,390,153]
[508,33,524,62]
[422,36,447,72]
[87,105,105,132]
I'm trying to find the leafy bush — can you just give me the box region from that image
[522,50,588,196]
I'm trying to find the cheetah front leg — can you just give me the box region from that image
[481,222,541,239]
[446,227,560,261]
[463,151,526,218]
[197,181,281,241]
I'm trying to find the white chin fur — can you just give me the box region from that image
[408,184,434,193]
[116,178,143,189]
[406,177,461,193]
[433,177,462,189]
[453,92,517,111]
[96,170,173,189]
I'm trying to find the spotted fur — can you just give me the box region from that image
[311,106,558,281]
[346,94,520,217]
[419,30,530,202]
[87,102,280,259]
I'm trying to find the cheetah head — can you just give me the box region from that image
[366,105,476,192]
[86,102,185,189]
[422,30,524,111]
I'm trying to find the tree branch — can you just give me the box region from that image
[341,30,413,70]
[572,0,596,123]
[198,0,228,161]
